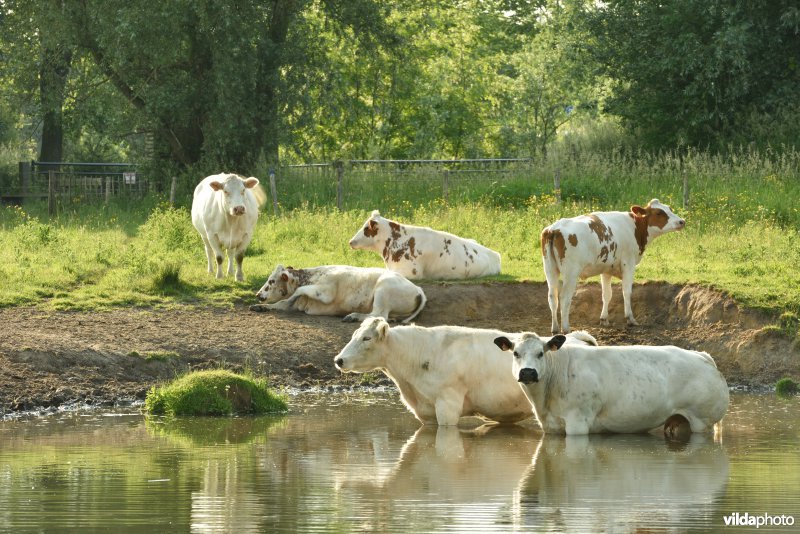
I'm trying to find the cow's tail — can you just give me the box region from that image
[567,330,598,346]
[541,229,561,279]
[401,288,427,323]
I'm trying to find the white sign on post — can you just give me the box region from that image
[123,172,136,185]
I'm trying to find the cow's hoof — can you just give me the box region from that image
[249,304,268,313]
[599,318,610,326]
[342,314,357,323]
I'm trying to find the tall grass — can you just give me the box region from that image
[1,147,798,316]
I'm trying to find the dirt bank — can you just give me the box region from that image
[2,282,797,415]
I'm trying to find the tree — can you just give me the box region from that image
[582,0,800,148]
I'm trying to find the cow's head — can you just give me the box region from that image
[209,174,260,216]
[494,333,566,384]
[334,316,390,372]
[630,199,686,238]
[255,264,297,303]
[349,210,387,250]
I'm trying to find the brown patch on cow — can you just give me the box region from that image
[598,245,609,263]
[442,238,452,256]
[630,211,649,255]
[388,221,402,240]
[541,229,567,260]
[587,215,613,243]
[364,220,379,238]
[382,238,392,261]
[412,268,417,276]
[462,244,475,263]
[568,234,578,247]
[648,208,669,230]
[422,361,430,371]
[287,268,312,288]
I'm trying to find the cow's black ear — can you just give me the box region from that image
[547,335,567,351]
[494,337,513,351]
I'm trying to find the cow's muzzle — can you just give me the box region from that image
[518,368,538,384]
[232,206,246,216]
[335,358,345,369]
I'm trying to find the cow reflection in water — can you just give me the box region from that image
[512,434,729,532]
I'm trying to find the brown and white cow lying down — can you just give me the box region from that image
[250,265,426,323]
[334,317,597,426]
[349,210,502,280]
[191,173,266,281]
[494,332,729,435]
[541,199,685,333]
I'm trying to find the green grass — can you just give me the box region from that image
[775,377,799,397]
[2,147,800,319]
[128,350,181,362]
[144,369,288,416]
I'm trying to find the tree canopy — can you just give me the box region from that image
[0,0,798,179]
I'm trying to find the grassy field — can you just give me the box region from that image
[1,150,798,330]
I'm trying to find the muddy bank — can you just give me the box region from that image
[2,282,797,415]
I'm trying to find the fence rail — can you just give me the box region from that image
[4,161,148,212]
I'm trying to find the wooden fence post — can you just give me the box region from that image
[48,170,56,216]
[335,160,344,211]
[442,169,450,204]
[269,168,280,216]
[554,168,562,204]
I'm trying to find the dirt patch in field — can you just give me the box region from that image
[1,281,797,415]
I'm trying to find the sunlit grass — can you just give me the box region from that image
[2,148,799,319]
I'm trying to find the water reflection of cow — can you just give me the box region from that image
[512,435,730,532]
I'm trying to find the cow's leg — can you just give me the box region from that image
[543,264,561,334]
[558,273,579,334]
[434,394,462,426]
[198,234,215,274]
[599,273,613,326]
[249,300,294,312]
[234,251,245,282]
[621,265,638,326]
[207,238,225,278]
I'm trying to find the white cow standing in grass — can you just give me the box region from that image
[493,332,729,435]
[349,210,501,280]
[250,264,427,323]
[334,317,597,426]
[191,173,265,281]
[541,199,685,333]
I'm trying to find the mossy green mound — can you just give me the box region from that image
[775,377,799,397]
[145,370,288,416]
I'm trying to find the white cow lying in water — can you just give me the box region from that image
[250,265,426,323]
[493,332,729,435]
[334,317,597,425]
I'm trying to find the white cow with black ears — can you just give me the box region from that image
[334,317,597,426]
[493,332,729,435]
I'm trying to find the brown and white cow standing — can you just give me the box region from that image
[541,199,685,333]
[349,210,501,280]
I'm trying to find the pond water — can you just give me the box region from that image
[0,391,798,533]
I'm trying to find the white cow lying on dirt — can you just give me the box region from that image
[191,173,266,281]
[541,199,685,333]
[349,210,501,280]
[493,332,729,435]
[334,317,597,425]
[250,265,427,323]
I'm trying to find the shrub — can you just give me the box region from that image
[775,377,799,397]
[144,369,288,416]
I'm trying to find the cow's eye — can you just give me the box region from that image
[513,351,519,358]
[362,336,371,342]
[537,351,544,359]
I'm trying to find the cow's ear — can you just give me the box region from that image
[210,181,224,191]
[369,220,378,230]
[244,177,259,188]
[376,319,389,340]
[280,273,289,282]
[371,209,381,218]
[630,205,646,217]
[546,335,567,351]
[494,337,513,352]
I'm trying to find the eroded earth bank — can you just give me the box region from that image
[1,282,797,415]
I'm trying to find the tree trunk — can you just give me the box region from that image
[38,44,72,164]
